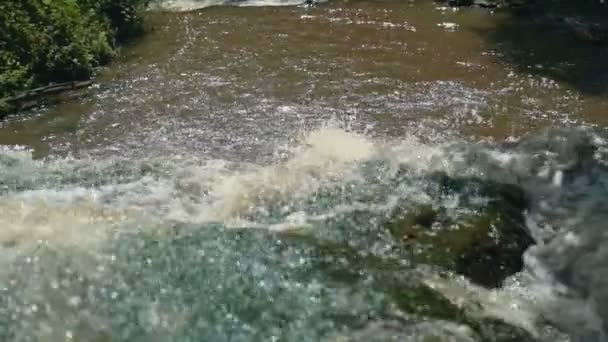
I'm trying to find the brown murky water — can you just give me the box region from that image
[0,0,606,159]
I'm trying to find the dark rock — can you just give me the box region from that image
[442,0,531,9]
[447,0,474,6]
[566,18,608,45]
[474,0,499,8]
[386,177,534,288]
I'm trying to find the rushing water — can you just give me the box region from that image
[1,1,608,341]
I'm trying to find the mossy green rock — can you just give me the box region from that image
[379,273,537,341]
[387,177,534,288]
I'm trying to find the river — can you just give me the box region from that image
[1,0,607,341]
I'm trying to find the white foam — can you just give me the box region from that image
[1,126,605,341]
[197,128,376,220]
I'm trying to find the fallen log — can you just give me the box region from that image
[0,80,92,116]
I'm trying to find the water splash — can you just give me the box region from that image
[1,126,606,341]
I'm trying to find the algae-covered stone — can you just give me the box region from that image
[378,272,539,342]
[387,176,534,288]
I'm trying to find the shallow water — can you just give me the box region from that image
[1,1,608,341]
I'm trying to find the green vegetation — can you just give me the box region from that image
[0,0,148,100]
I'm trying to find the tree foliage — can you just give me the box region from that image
[0,0,148,98]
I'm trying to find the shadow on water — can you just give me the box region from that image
[479,0,608,95]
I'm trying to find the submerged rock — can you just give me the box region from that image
[387,176,534,288]
[447,0,475,6]
[473,0,498,8]
[378,272,539,341]
[442,0,527,9]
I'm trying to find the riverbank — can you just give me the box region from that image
[0,0,148,115]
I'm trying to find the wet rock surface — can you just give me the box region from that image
[387,176,534,288]
[442,0,528,9]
